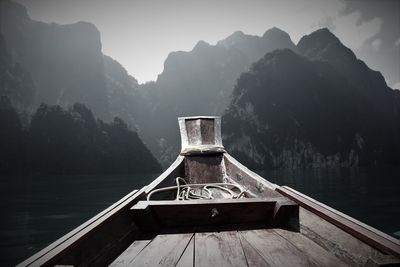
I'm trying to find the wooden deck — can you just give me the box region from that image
[109,228,349,267]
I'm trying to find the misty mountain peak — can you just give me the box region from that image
[193,40,211,51]
[216,28,296,61]
[299,28,339,46]
[67,21,100,34]
[0,1,30,21]
[262,27,291,40]
[297,28,352,61]
[232,30,245,37]
[216,30,249,48]
[297,27,389,91]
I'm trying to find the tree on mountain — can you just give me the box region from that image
[0,96,26,173]
[16,103,162,174]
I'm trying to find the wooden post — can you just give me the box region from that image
[178,116,226,156]
[178,116,226,184]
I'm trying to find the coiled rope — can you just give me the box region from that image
[147,177,246,201]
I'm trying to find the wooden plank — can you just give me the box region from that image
[273,228,349,266]
[129,233,193,266]
[195,231,248,267]
[365,254,400,266]
[240,229,319,267]
[175,235,194,267]
[239,234,271,267]
[276,186,400,258]
[109,239,151,267]
[299,206,397,266]
[131,199,276,228]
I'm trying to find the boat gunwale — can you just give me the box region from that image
[223,153,278,191]
[277,185,400,258]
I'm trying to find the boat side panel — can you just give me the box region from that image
[223,153,280,198]
[144,155,185,195]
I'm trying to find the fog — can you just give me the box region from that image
[15,0,400,87]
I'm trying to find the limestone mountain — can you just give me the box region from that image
[139,28,296,165]
[0,31,35,111]
[222,30,400,169]
[0,1,160,171]
[0,1,109,117]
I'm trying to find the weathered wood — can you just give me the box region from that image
[185,118,216,145]
[277,186,400,258]
[109,239,151,267]
[179,116,225,155]
[239,233,271,267]
[195,231,248,267]
[299,207,396,266]
[129,233,193,266]
[273,228,349,266]
[365,254,400,267]
[185,155,224,184]
[175,235,194,267]
[240,229,318,266]
[223,154,280,198]
[130,201,161,233]
[131,199,276,229]
[272,199,299,230]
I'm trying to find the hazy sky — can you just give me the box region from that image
[15,0,400,87]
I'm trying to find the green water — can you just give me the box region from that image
[1,167,399,266]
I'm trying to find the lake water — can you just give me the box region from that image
[0,173,159,266]
[259,166,400,239]
[1,167,399,266]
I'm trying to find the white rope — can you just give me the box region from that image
[146,177,246,201]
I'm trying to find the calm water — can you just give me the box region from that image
[258,166,400,239]
[0,173,159,266]
[1,167,400,266]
